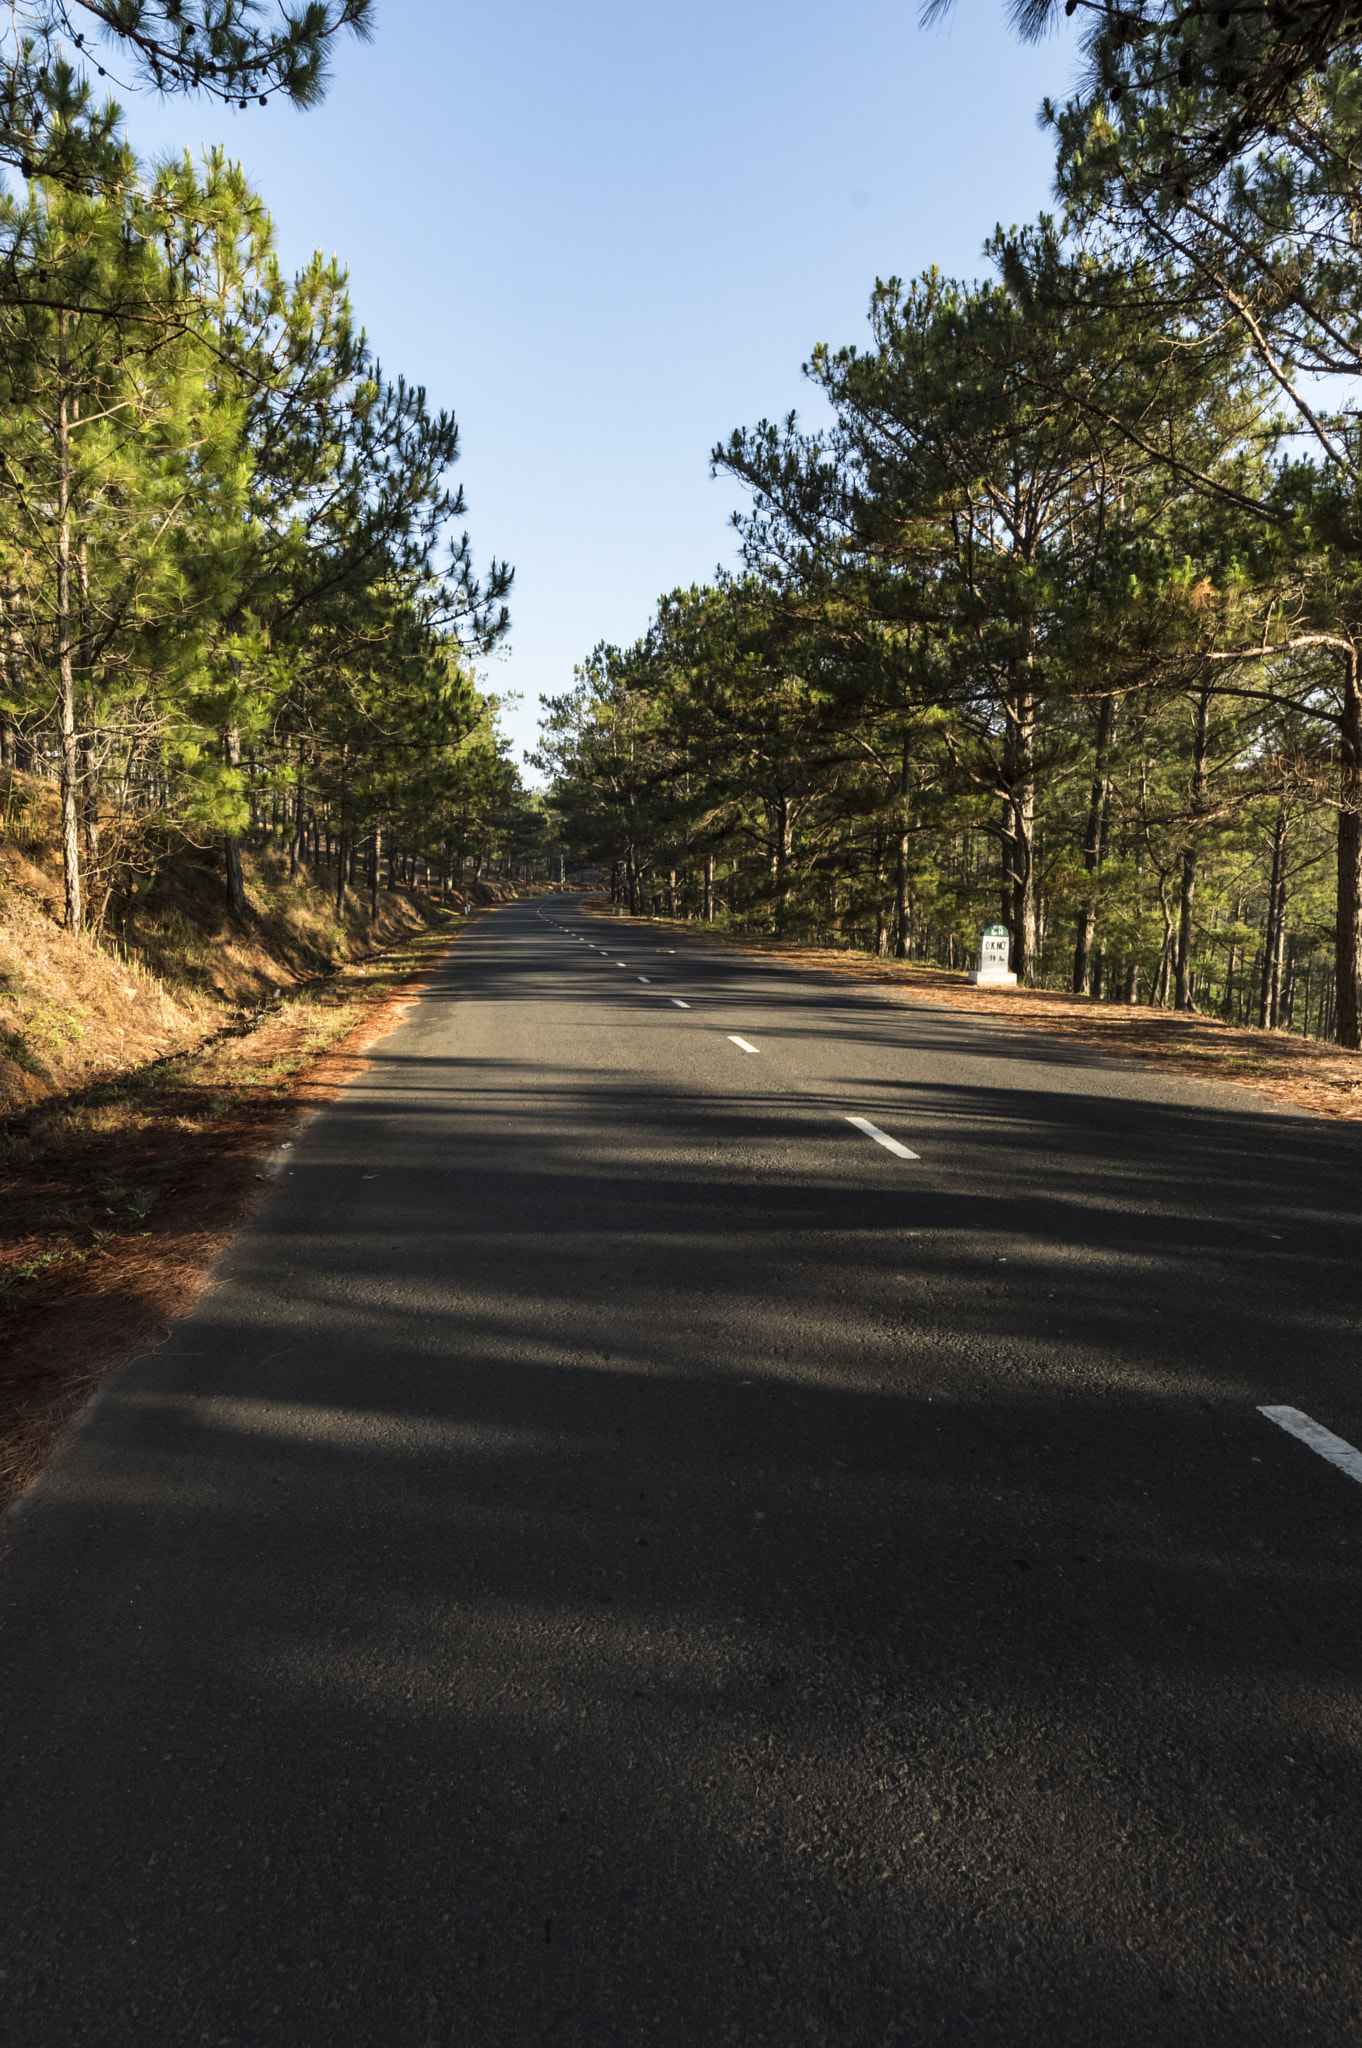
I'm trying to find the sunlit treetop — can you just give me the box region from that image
[0,0,372,190]
[55,0,371,106]
[924,0,1362,166]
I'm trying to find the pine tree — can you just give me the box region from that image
[0,0,371,191]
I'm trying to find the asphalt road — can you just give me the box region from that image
[3,897,1362,2047]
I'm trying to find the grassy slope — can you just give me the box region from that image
[0,765,521,1115]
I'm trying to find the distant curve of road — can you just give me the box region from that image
[3,896,1361,2046]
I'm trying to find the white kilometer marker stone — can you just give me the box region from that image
[670,998,691,1008]
[728,1035,760,1054]
[846,1115,919,1161]
[1258,1406,1362,1486]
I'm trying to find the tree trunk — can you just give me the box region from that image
[0,584,12,769]
[1073,693,1118,994]
[56,342,83,932]
[370,822,382,920]
[873,827,887,956]
[1260,807,1288,1028]
[1155,870,1175,1007]
[290,763,305,879]
[774,795,792,935]
[1003,686,1036,980]
[894,739,911,959]
[75,538,99,899]
[335,751,349,916]
[223,726,247,918]
[1175,686,1212,1012]
[1175,847,1198,1012]
[2,584,30,772]
[703,852,714,922]
[1336,653,1362,1049]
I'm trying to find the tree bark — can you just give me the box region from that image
[1073,693,1118,994]
[774,795,792,935]
[873,827,887,956]
[703,852,714,923]
[894,739,911,959]
[76,538,99,895]
[1336,651,1362,1050]
[1003,686,1036,980]
[1259,807,1288,1029]
[290,760,305,879]
[1175,847,1199,1012]
[3,582,31,771]
[1175,686,1212,1012]
[223,726,247,918]
[56,327,82,932]
[0,584,18,770]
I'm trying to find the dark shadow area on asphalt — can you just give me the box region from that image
[6,1294,1361,2045]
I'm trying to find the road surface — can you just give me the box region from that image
[3,897,1361,2045]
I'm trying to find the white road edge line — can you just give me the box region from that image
[728,1035,760,1054]
[1258,1406,1362,1486]
[846,1115,919,1161]
[670,998,691,1008]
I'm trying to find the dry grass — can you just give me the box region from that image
[582,901,1362,1125]
[0,765,483,1116]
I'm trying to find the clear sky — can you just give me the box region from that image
[116,0,1079,776]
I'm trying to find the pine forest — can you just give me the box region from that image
[542,3,1362,1051]
[0,21,540,970]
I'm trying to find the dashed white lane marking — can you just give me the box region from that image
[845,1115,919,1161]
[1259,1407,1362,1486]
[637,976,651,983]
[670,998,691,1008]
[616,961,628,968]
[728,1036,760,1054]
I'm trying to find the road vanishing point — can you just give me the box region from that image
[3,897,1361,2045]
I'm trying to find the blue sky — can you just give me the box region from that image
[119,0,1079,775]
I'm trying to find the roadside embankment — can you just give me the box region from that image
[0,914,469,1517]
[0,771,492,1515]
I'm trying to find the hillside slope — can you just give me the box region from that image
[0,766,519,1114]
